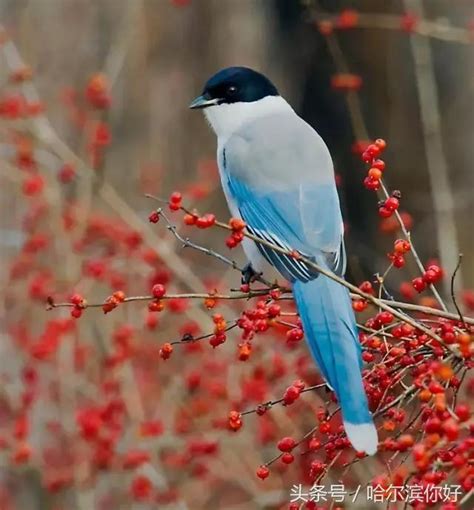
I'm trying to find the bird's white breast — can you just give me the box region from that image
[204,95,294,144]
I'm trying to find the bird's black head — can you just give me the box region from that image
[189,67,279,109]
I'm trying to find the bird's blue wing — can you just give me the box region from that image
[226,175,345,281]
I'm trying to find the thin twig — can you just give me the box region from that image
[450,254,466,327]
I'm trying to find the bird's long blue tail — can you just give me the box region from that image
[292,275,378,455]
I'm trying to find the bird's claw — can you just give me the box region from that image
[241,263,262,284]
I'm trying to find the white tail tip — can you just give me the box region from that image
[343,421,378,456]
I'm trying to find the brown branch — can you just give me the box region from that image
[450,254,466,327]
[310,12,472,44]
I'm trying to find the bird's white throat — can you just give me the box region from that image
[204,95,294,142]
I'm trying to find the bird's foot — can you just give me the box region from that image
[241,263,262,284]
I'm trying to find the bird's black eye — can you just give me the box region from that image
[227,85,237,95]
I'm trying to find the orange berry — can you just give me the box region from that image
[229,217,246,231]
[436,364,453,381]
[434,393,446,412]
[418,389,432,402]
[204,297,217,309]
[159,343,173,360]
[113,290,126,302]
[183,213,196,225]
[368,167,382,180]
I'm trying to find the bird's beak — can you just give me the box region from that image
[189,95,221,110]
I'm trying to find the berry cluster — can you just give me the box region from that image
[225,217,246,248]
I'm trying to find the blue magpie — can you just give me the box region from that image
[190,66,377,455]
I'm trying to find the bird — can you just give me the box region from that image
[189,66,378,455]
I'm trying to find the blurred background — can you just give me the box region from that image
[0,1,473,509]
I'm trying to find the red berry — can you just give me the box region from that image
[428,381,444,394]
[319,421,330,434]
[168,192,182,211]
[455,404,470,422]
[442,419,459,441]
[401,12,419,32]
[159,343,173,360]
[400,281,415,301]
[85,73,111,109]
[130,475,152,501]
[277,437,296,452]
[366,144,381,158]
[394,239,411,254]
[196,214,216,228]
[232,231,244,243]
[267,304,281,317]
[204,214,216,227]
[170,191,182,203]
[292,379,305,391]
[148,300,164,312]
[228,411,242,431]
[362,351,374,362]
[71,307,82,319]
[122,450,151,469]
[70,293,84,306]
[412,277,426,293]
[423,265,443,283]
[310,460,326,475]
[22,174,44,196]
[422,270,434,284]
[197,215,209,227]
[58,163,75,182]
[286,328,304,343]
[378,206,392,218]
[363,176,381,191]
[392,254,405,268]
[425,417,441,434]
[113,290,125,302]
[102,297,118,314]
[225,236,238,249]
[428,264,443,277]
[256,465,269,480]
[378,311,394,324]
[372,159,385,171]
[269,289,281,300]
[283,386,301,405]
[152,284,166,299]
[209,334,226,348]
[336,9,359,29]
[148,211,160,223]
[281,452,294,464]
[352,300,368,312]
[359,281,374,294]
[384,197,399,211]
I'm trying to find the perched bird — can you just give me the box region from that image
[190,66,377,455]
